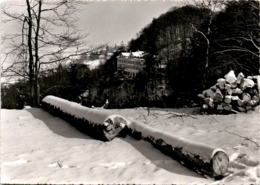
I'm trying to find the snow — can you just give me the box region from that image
[224,70,237,84]
[42,95,126,126]
[83,59,104,70]
[121,51,144,58]
[128,120,220,163]
[1,106,260,184]
[121,52,131,57]
[132,51,144,58]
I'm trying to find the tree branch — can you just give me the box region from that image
[214,48,260,58]
[191,24,209,45]
[39,50,89,66]
[1,9,25,22]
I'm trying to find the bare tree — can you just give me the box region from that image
[190,0,227,89]
[1,0,88,106]
[214,1,260,60]
[193,0,259,75]
[192,0,226,69]
[214,35,260,59]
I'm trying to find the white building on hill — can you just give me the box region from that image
[117,51,146,78]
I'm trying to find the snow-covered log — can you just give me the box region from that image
[42,95,128,141]
[127,120,229,178]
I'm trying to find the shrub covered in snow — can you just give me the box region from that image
[198,71,260,114]
[42,95,128,141]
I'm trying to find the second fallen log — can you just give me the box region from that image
[127,120,229,178]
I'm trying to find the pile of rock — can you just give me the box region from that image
[198,70,260,113]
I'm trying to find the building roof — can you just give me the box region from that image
[132,51,144,58]
[121,52,131,57]
[120,51,145,58]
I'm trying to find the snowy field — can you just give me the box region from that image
[1,106,260,184]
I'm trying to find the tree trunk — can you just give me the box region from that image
[203,14,213,89]
[34,0,42,107]
[34,77,40,106]
[30,82,35,106]
[26,0,35,106]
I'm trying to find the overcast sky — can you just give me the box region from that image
[0,0,186,47]
[77,1,185,46]
[0,0,190,83]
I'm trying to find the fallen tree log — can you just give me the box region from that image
[126,120,229,178]
[41,95,128,141]
[41,96,229,178]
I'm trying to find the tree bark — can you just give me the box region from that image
[26,0,35,106]
[34,0,42,106]
[203,14,213,88]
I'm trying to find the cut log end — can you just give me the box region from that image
[212,150,229,177]
[103,116,128,141]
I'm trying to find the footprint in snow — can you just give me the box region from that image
[48,161,79,169]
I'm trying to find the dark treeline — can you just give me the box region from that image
[129,0,259,105]
[2,0,259,109]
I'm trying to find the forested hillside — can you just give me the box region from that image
[129,0,259,103]
[2,0,259,109]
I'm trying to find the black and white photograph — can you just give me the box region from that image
[0,0,259,184]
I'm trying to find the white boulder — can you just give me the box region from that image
[241,78,255,90]
[217,78,226,89]
[236,72,245,84]
[224,95,232,104]
[224,70,237,84]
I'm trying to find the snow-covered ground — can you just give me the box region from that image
[1,106,260,184]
